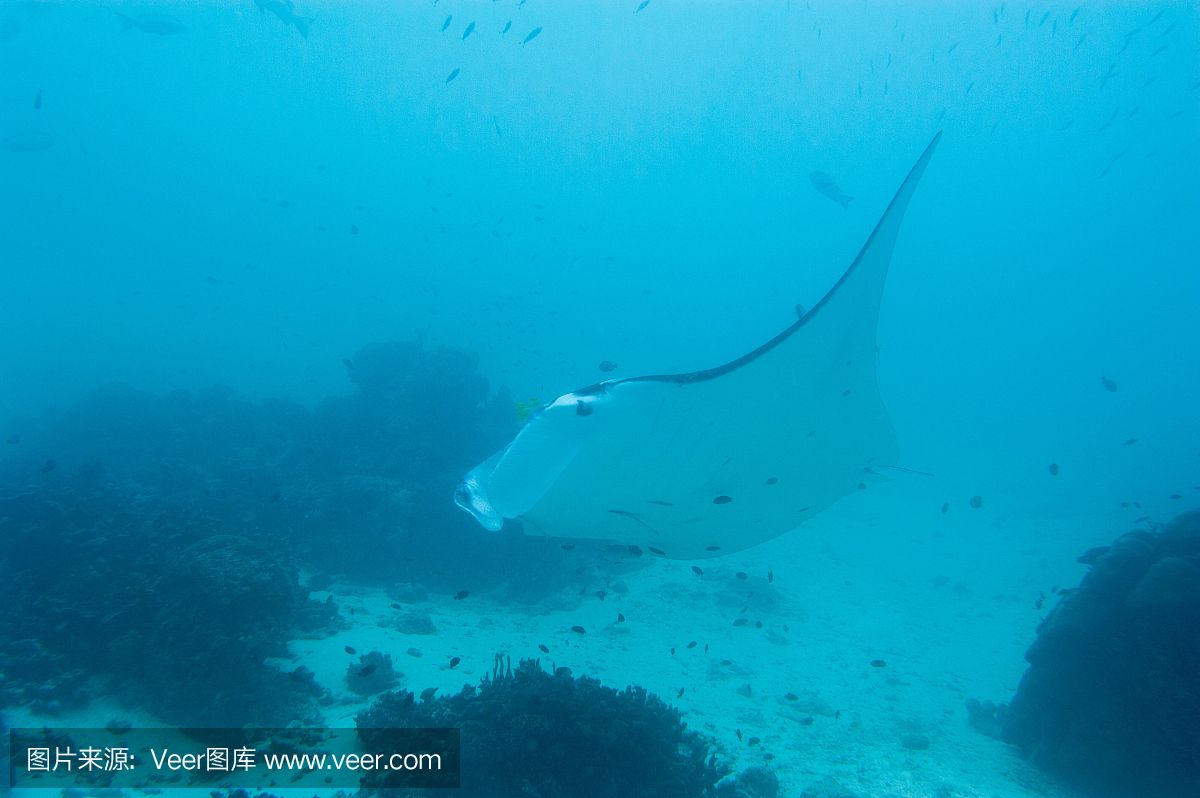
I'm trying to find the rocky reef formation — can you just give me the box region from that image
[994,510,1200,797]
[356,657,723,798]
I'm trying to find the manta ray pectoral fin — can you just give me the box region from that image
[456,133,942,558]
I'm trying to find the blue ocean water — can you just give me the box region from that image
[1,3,1197,798]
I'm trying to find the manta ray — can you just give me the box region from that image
[456,133,941,559]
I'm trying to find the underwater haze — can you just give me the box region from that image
[1,2,1198,798]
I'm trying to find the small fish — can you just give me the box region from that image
[732,618,749,627]
[712,495,733,505]
[420,687,438,701]
[677,687,685,698]
[784,692,799,701]
[736,729,743,741]
[6,434,19,444]
[501,20,512,35]
[636,0,650,12]
[34,89,42,110]
[648,546,667,556]
[571,625,586,634]
[3,131,54,152]
[40,459,56,473]
[449,656,461,669]
[747,736,760,747]
[686,641,697,649]
[454,589,470,600]
[870,659,887,668]
[357,664,377,678]
[627,545,643,556]
[1122,438,1138,446]
[617,612,626,623]
[705,545,721,552]
[538,644,550,653]
[809,171,852,209]
[445,68,461,84]
[800,716,815,726]
[598,360,618,372]
[462,21,475,40]
[940,501,950,515]
[735,571,748,580]
[969,495,983,509]
[1100,376,1118,392]
[441,15,452,32]
[1076,546,1110,564]
[350,224,359,235]
[522,27,542,46]
[767,569,774,583]
[389,602,402,610]
[254,0,312,38]
[344,645,357,655]
[691,566,704,576]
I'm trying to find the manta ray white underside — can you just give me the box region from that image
[456,133,941,559]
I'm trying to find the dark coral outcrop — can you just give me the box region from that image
[1000,510,1200,797]
[356,657,723,798]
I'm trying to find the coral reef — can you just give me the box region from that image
[356,657,723,798]
[346,651,400,696]
[0,488,330,726]
[996,510,1200,797]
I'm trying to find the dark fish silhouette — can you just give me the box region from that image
[870,659,887,668]
[454,589,470,600]
[344,645,357,655]
[809,171,852,209]
[446,68,460,84]
[441,15,452,32]
[449,656,461,668]
[522,27,542,46]
[1100,376,1118,392]
[1048,463,1060,476]
[538,644,550,653]
[462,21,475,40]
[598,360,618,372]
[253,0,312,39]
[571,625,586,634]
